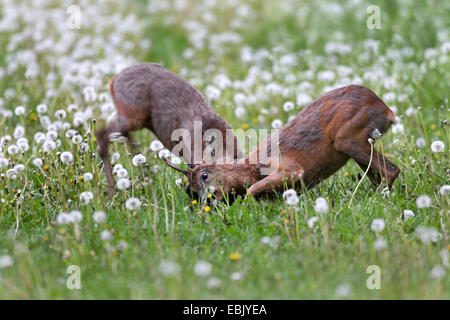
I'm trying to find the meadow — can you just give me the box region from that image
[0,0,448,299]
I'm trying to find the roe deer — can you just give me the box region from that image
[96,62,243,197]
[184,85,401,199]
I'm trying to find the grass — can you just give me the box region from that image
[0,0,448,299]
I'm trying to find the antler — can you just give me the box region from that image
[161,156,188,176]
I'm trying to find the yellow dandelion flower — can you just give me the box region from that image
[42,236,49,242]
[242,123,249,130]
[192,200,197,205]
[207,194,212,199]
[92,137,97,143]
[43,164,50,171]
[345,172,350,177]
[29,113,37,120]
[230,252,241,261]
[431,124,436,130]
[204,206,211,213]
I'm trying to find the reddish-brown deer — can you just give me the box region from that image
[96,62,243,197]
[185,85,401,199]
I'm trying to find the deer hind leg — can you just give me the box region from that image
[96,116,132,197]
[336,140,400,188]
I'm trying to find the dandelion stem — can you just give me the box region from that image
[349,139,374,206]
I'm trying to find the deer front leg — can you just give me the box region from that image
[246,167,304,198]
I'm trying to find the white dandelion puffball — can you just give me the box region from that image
[403,210,414,221]
[14,164,25,172]
[416,226,442,244]
[0,255,14,268]
[126,197,141,210]
[206,277,221,289]
[260,236,271,245]
[116,178,130,190]
[100,230,113,241]
[36,104,48,114]
[7,144,19,155]
[430,140,445,153]
[70,210,83,223]
[416,137,426,148]
[79,191,94,205]
[113,164,123,174]
[34,132,46,144]
[132,154,146,166]
[83,172,93,181]
[374,237,387,251]
[282,189,299,206]
[93,211,106,224]
[15,106,26,115]
[6,169,17,179]
[282,189,297,200]
[230,271,243,281]
[370,128,382,140]
[56,212,71,225]
[158,149,171,159]
[430,266,446,279]
[416,195,431,208]
[43,140,56,152]
[335,283,352,298]
[194,261,212,276]
[159,260,181,277]
[111,152,120,163]
[60,151,74,164]
[283,101,295,112]
[79,142,89,153]
[46,130,57,141]
[439,185,450,195]
[271,119,283,129]
[150,139,164,151]
[314,197,329,214]
[296,93,312,107]
[371,218,385,232]
[0,158,9,168]
[55,109,67,119]
[116,168,128,179]
[235,106,246,118]
[308,216,319,229]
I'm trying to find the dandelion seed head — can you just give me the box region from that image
[314,197,329,214]
[132,154,146,166]
[0,255,14,268]
[93,211,106,223]
[194,261,212,276]
[116,178,130,190]
[159,260,181,277]
[416,195,431,208]
[60,151,74,164]
[125,197,141,210]
[100,230,113,241]
[371,218,385,232]
[431,140,445,153]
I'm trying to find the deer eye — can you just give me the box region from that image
[201,172,209,182]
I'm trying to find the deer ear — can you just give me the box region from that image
[161,156,188,176]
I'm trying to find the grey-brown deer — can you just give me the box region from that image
[184,85,401,200]
[96,63,243,197]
